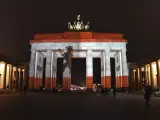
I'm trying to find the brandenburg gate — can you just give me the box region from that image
[29,15,129,90]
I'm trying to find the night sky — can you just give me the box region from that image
[1,0,160,64]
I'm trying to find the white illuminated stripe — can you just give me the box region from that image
[120,51,122,76]
[51,51,53,88]
[103,51,105,77]
[34,52,38,78]
[119,51,123,86]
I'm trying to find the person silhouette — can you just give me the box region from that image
[144,82,152,108]
[113,88,116,100]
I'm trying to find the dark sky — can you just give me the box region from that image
[0,0,160,64]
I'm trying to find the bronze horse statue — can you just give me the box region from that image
[58,46,73,74]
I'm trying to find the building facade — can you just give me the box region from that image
[29,15,129,90]
[129,60,160,91]
[29,32,129,90]
[0,61,28,89]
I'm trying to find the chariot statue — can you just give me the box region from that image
[58,46,73,74]
[68,15,90,31]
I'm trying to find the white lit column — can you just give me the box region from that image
[34,52,38,89]
[139,68,143,90]
[51,51,58,88]
[145,66,149,85]
[9,65,13,89]
[29,49,36,89]
[101,51,106,88]
[3,63,7,89]
[45,50,52,89]
[150,63,153,87]
[156,60,160,90]
[121,49,129,87]
[86,49,93,89]
[104,49,111,88]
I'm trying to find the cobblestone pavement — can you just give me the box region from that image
[0,92,160,120]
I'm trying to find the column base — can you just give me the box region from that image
[122,76,128,87]
[29,77,34,89]
[63,77,71,90]
[86,76,93,89]
[101,76,111,88]
[45,77,51,89]
[33,78,42,89]
[34,78,37,89]
[38,78,42,88]
[116,76,129,88]
[52,78,56,88]
[45,77,57,90]
[116,76,122,88]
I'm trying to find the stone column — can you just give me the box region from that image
[29,49,36,89]
[19,68,23,89]
[139,68,143,90]
[15,67,18,89]
[115,51,122,88]
[23,64,27,88]
[121,49,129,87]
[45,50,52,89]
[52,52,57,88]
[63,66,70,90]
[144,66,147,85]
[101,51,105,88]
[35,52,44,89]
[150,63,153,87]
[137,68,140,90]
[130,69,135,91]
[9,66,13,89]
[104,49,111,88]
[33,51,38,89]
[26,64,29,89]
[86,49,93,90]
[3,63,7,89]
[156,60,160,90]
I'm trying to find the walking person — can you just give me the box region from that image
[124,87,128,96]
[113,88,116,100]
[144,82,152,108]
[97,84,101,96]
[96,84,99,96]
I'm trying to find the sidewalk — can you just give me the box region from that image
[129,91,160,97]
[0,89,17,94]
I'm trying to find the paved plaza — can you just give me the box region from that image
[0,92,160,120]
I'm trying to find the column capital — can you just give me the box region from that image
[46,49,52,52]
[104,49,110,53]
[87,49,92,52]
[86,49,92,56]
[30,49,36,53]
[121,49,127,52]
